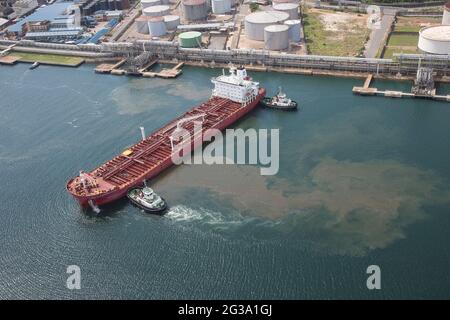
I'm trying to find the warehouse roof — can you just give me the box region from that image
[7,2,74,33]
[25,28,83,38]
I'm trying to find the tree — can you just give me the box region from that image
[250,2,259,13]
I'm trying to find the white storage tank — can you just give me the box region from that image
[211,0,231,14]
[135,16,150,34]
[141,0,161,9]
[272,0,298,4]
[182,0,208,21]
[264,24,289,50]
[418,25,450,55]
[245,11,290,41]
[148,16,167,36]
[272,3,299,20]
[443,2,450,25]
[164,15,180,30]
[143,5,171,17]
[284,19,301,42]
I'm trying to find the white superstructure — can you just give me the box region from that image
[211,67,260,104]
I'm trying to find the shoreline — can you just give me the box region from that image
[1,45,450,88]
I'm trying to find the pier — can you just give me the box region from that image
[0,55,20,65]
[95,56,183,79]
[95,58,127,74]
[141,62,183,79]
[353,74,450,102]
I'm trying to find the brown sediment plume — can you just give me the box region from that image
[153,157,450,255]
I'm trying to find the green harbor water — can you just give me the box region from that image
[0,63,449,299]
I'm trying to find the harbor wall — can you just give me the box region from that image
[1,40,449,77]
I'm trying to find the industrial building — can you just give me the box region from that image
[24,27,83,40]
[3,0,38,20]
[0,0,14,19]
[78,0,130,16]
[84,17,117,43]
[93,9,124,21]
[7,2,80,36]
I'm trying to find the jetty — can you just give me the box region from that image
[141,62,184,78]
[0,55,20,65]
[95,58,127,74]
[94,56,183,79]
[353,73,450,102]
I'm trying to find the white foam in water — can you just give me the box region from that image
[165,205,280,237]
[166,205,229,224]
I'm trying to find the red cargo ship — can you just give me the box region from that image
[66,66,266,208]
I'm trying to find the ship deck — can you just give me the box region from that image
[67,94,261,199]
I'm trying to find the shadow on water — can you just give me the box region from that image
[80,195,169,221]
[80,197,129,219]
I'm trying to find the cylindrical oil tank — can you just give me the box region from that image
[443,2,450,25]
[141,0,161,9]
[284,19,301,42]
[272,3,298,19]
[164,15,180,30]
[211,0,231,14]
[135,16,150,34]
[264,24,289,50]
[182,0,208,21]
[143,5,171,17]
[272,0,298,4]
[179,31,202,47]
[245,11,290,41]
[136,16,151,34]
[148,16,167,36]
[418,25,450,55]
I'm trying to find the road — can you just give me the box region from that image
[364,8,397,58]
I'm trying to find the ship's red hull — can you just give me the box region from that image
[67,88,266,208]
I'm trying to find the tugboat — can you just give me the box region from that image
[127,186,167,214]
[29,61,40,70]
[261,87,297,111]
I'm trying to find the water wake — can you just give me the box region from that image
[165,205,282,238]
